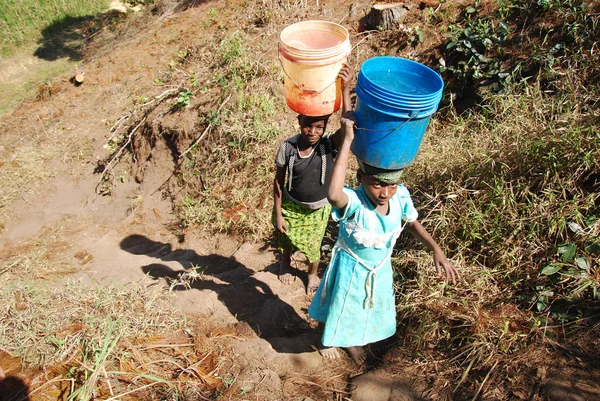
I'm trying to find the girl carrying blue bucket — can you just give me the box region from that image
[308,112,460,363]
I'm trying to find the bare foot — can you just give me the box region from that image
[319,346,340,359]
[278,262,293,284]
[345,346,367,365]
[307,273,320,295]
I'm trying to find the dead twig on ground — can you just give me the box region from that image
[104,381,167,401]
[471,360,499,401]
[94,116,147,197]
[141,88,179,108]
[27,377,75,399]
[179,94,232,159]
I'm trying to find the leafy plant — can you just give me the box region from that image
[407,26,427,47]
[213,35,259,89]
[440,16,511,92]
[540,227,600,302]
[176,90,194,109]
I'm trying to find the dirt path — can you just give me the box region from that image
[1,139,377,399]
[0,125,357,399]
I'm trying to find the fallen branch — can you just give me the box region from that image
[110,115,130,133]
[95,116,147,195]
[471,359,499,401]
[140,88,178,107]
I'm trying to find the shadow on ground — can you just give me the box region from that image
[175,0,214,12]
[0,376,30,401]
[120,234,315,354]
[34,11,125,61]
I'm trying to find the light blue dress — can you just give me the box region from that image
[308,185,418,347]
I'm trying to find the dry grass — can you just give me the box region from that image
[282,364,353,400]
[0,272,245,399]
[391,53,600,401]
[0,145,55,232]
[0,224,255,400]
[0,271,181,360]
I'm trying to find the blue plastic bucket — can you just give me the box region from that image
[352,57,444,170]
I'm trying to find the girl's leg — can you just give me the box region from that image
[316,322,339,359]
[345,346,367,365]
[279,244,294,284]
[307,260,321,295]
[319,345,339,359]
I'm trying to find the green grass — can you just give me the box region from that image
[0,0,110,56]
[0,0,116,116]
[0,52,74,115]
[394,79,600,394]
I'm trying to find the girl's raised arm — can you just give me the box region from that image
[332,64,353,150]
[339,63,353,115]
[328,112,355,209]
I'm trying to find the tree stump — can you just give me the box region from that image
[71,66,85,86]
[361,3,409,31]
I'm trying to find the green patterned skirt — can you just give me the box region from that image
[273,198,331,263]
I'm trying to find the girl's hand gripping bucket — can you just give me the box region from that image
[279,20,351,116]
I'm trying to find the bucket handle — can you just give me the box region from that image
[354,111,419,133]
[278,43,340,94]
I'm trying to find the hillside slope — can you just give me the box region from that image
[1,0,599,400]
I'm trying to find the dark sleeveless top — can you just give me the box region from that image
[275,133,338,208]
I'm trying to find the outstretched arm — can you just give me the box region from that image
[406,220,460,284]
[328,112,355,209]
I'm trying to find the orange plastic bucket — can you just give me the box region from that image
[279,20,351,116]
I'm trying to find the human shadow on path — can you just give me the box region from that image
[0,376,30,401]
[120,234,314,354]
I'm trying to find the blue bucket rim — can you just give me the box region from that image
[356,87,439,119]
[356,80,442,116]
[357,78,442,102]
[358,56,443,101]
